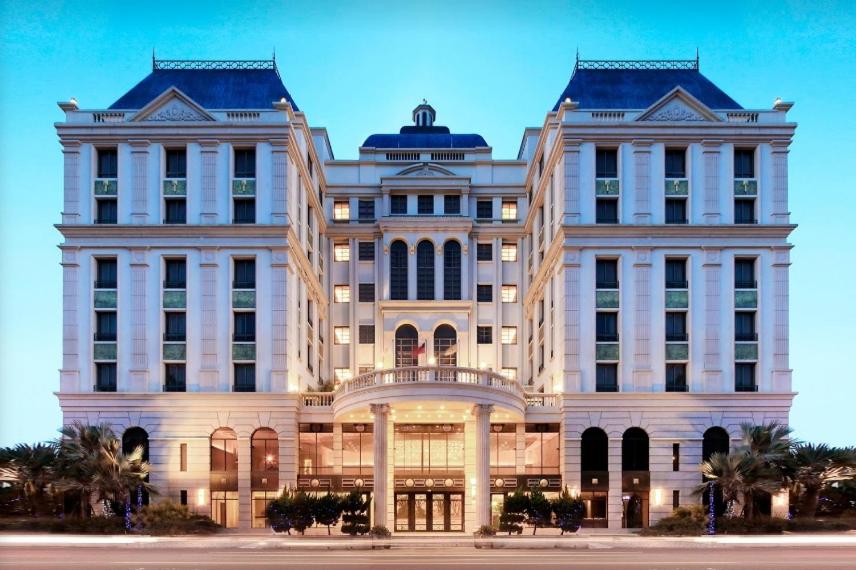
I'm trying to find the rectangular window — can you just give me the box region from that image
[96,198,117,224]
[334,368,353,383]
[665,259,687,289]
[501,285,518,303]
[179,443,187,472]
[734,148,755,178]
[501,326,517,345]
[233,198,255,224]
[444,195,460,215]
[666,312,687,342]
[97,148,118,178]
[165,148,187,178]
[477,326,493,344]
[298,424,335,475]
[595,312,618,342]
[164,363,186,391]
[477,284,493,302]
[358,283,375,302]
[665,198,687,224]
[735,363,756,392]
[234,363,255,392]
[595,364,618,392]
[489,424,517,470]
[333,285,351,303]
[476,243,492,261]
[672,443,681,471]
[334,327,350,345]
[164,259,186,289]
[390,195,407,215]
[735,259,756,289]
[673,490,680,509]
[358,199,375,221]
[501,243,517,262]
[734,198,755,224]
[233,259,256,289]
[476,199,493,220]
[665,149,686,178]
[333,201,350,221]
[500,368,517,380]
[95,362,117,392]
[95,258,117,289]
[595,148,618,178]
[358,241,375,261]
[164,197,186,224]
[501,201,518,221]
[735,312,756,341]
[523,424,560,474]
[95,311,117,341]
[234,148,256,178]
[596,199,618,224]
[596,259,619,289]
[164,312,186,341]
[180,490,188,505]
[358,325,375,344]
[666,363,687,392]
[417,195,434,214]
[233,312,255,342]
[333,242,350,262]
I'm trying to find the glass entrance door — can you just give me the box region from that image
[394,492,464,532]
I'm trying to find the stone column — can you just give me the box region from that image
[130,140,150,224]
[702,248,723,391]
[200,140,220,224]
[371,403,390,528]
[771,140,790,224]
[702,140,722,224]
[473,404,493,528]
[607,436,623,530]
[62,140,81,224]
[128,249,149,392]
[237,436,251,529]
[632,140,653,223]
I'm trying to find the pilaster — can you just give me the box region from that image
[62,140,81,224]
[130,140,150,224]
[128,249,149,392]
[562,138,582,223]
[61,248,81,392]
[271,249,289,391]
[607,437,623,529]
[771,247,792,392]
[563,248,581,391]
[702,140,722,224]
[771,140,791,224]
[632,248,652,390]
[200,140,219,224]
[237,436,251,529]
[199,248,219,390]
[271,140,289,224]
[702,248,723,391]
[632,140,653,223]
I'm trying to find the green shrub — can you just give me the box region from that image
[551,488,585,534]
[0,516,122,534]
[475,525,497,537]
[267,490,315,535]
[641,506,706,536]
[716,516,786,534]
[369,525,390,538]
[785,518,853,532]
[499,490,528,535]
[340,492,370,536]
[134,500,221,535]
[313,493,343,535]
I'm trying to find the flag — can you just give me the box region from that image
[411,342,426,357]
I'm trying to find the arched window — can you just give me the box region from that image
[443,241,461,300]
[390,240,408,300]
[622,427,649,471]
[210,428,238,528]
[417,240,435,300]
[581,427,608,472]
[433,324,457,367]
[122,427,149,506]
[251,428,279,529]
[395,325,419,368]
[702,427,730,461]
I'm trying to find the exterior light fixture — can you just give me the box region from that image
[652,488,663,506]
[428,356,436,365]
[375,361,384,370]
[494,478,505,488]
[196,489,206,506]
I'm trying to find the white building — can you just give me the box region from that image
[55,56,796,531]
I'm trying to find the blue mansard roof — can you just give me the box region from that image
[552,60,742,111]
[362,125,488,149]
[109,60,299,111]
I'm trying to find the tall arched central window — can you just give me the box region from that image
[395,324,418,368]
[390,240,408,300]
[122,427,150,506]
[210,427,238,528]
[417,240,435,300]
[622,427,649,471]
[251,428,279,528]
[443,240,461,300]
[433,324,457,367]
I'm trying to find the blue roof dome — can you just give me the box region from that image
[362,102,488,149]
[553,59,742,111]
[109,59,298,111]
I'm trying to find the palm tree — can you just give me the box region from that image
[787,443,856,518]
[90,438,152,508]
[694,452,744,508]
[736,421,793,520]
[0,443,58,515]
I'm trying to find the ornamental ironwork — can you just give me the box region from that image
[153,58,277,71]
[575,59,699,71]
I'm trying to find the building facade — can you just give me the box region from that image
[55,56,796,531]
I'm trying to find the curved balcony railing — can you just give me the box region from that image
[335,366,525,399]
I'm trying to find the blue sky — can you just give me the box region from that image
[1,0,854,447]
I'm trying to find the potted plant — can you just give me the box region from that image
[473,524,497,549]
[369,525,391,549]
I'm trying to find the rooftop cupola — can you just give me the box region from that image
[412,100,436,127]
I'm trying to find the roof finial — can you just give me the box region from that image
[422,98,427,105]
[272,46,276,62]
[152,47,156,71]
[695,47,699,69]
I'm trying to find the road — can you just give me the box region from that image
[2,546,856,569]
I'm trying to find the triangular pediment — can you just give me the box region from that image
[636,87,721,122]
[396,163,455,177]
[132,87,215,122]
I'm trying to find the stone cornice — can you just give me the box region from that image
[378,299,473,314]
[558,391,797,410]
[56,224,290,239]
[560,224,796,239]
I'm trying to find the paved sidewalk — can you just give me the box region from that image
[2,531,856,550]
